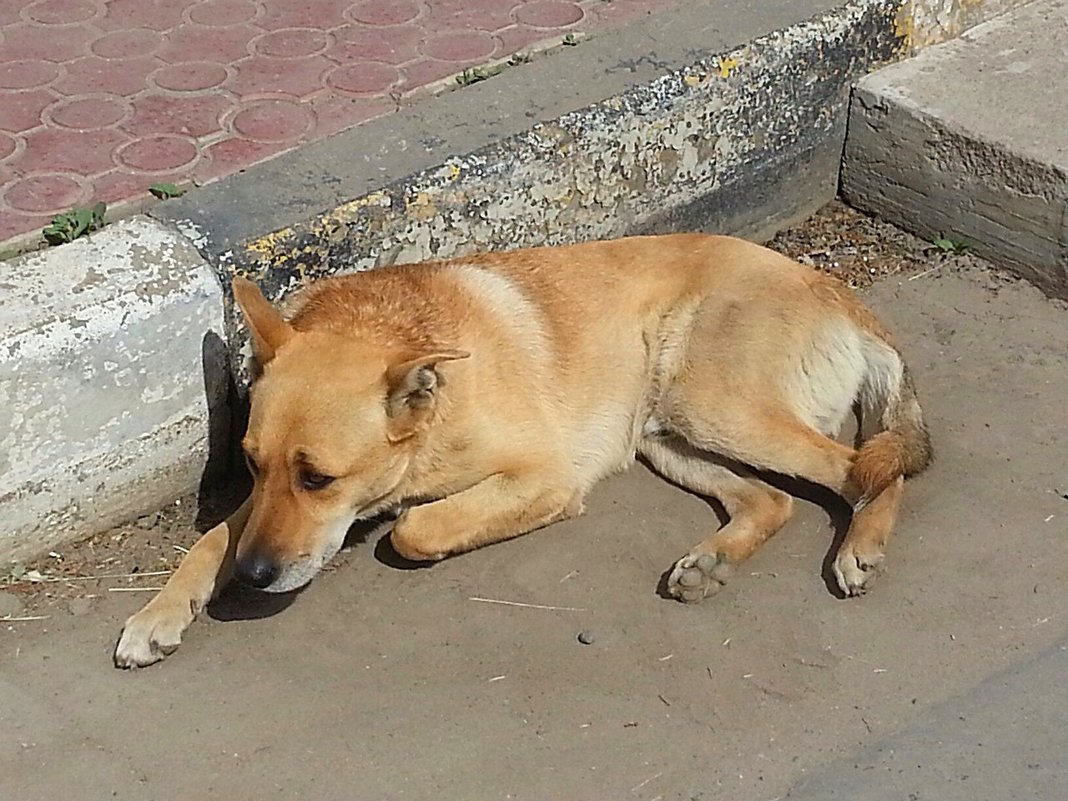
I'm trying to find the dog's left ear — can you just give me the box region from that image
[232,277,294,365]
[385,350,470,441]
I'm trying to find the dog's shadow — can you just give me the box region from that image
[205,513,405,622]
[207,583,299,621]
[653,469,854,601]
[371,524,437,571]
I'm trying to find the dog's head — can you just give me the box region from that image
[230,277,467,592]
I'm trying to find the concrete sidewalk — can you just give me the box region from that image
[788,637,1068,799]
[3,260,1067,800]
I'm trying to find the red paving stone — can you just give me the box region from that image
[0,133,17,161]
[0,0,679,248]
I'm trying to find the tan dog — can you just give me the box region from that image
[114,233,931,668]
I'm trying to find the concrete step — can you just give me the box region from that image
[842,0,1068,298]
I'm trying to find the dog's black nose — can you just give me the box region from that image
[235,553,279,589]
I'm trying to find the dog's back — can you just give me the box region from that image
[287,234,928,492]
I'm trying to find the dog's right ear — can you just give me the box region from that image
[232,277,294,365]
[385,350,470,442]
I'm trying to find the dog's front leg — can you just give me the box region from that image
[113,497,252,668]
[391,472,584,562]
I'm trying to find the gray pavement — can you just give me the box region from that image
[789,637,1068,799]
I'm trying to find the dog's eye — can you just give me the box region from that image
[299,469,335,491]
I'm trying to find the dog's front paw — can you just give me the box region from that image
[389,512,449,562]
[832,546,884,597]
[666,551,733,603]
[390,529,447,562]
[114,596,194,669]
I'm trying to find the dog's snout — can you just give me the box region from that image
[235,552,280,589]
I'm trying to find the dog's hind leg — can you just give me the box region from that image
[832,366,930,596]
[114,497,252,668]
[641,436,794,603]
[658,313,930,597]
[390,465,584,561]
[833,475,904,596]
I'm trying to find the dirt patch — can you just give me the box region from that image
[1,484,246,619]
[2,498,194,618]
[769,199,943,287]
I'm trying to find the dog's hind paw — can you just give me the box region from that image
[666,552,733,603]
[832,547,884,597]
[113,597,193,669]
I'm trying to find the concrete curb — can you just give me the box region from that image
[0,0,1021,560]
[0,217,227,562]
[162,1,905,286]
[842,0,1068,299]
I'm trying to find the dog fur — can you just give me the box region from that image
[114,233,931,668]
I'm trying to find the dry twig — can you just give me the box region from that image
[468,596,587,612]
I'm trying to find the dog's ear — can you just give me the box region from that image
[232,277,294,365]
[385,350,470,441]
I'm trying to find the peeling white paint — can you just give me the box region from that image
[0,216,226,561]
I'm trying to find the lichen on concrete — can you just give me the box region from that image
[901,0,1034,50]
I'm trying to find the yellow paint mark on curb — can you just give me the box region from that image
[246,226,295,256]
[717,56,738,78]
[894,5,915,52]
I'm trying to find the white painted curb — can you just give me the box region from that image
[0,216,225,562]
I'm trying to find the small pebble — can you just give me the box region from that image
[577,630,596,645]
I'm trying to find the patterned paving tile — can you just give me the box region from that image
[0,0,679,247]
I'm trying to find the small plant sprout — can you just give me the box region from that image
[148,183,186,200]
[932,234,971,254]
[42,202,106,246]
[455,64,505,86]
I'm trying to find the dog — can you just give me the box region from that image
[114,233,931,668]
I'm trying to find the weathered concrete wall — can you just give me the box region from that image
[843,0,1068,298]
[0,217,227,561]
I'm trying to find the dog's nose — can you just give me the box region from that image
[235,553,279,589]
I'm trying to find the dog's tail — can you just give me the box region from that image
[850,349,933,502]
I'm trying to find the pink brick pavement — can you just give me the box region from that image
[0,0,677,249]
